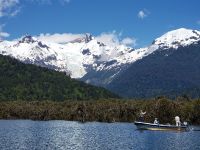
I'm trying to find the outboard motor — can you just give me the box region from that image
[183,122,188,126]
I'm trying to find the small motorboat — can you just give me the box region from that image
[134,121,189,131]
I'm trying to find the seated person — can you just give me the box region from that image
[154,118,159,124]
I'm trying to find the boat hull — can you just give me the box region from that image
[134,121,188,131]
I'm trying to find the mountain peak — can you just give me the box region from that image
[20,35,37,44]
[153,28,200,49]
[69,33,94,43]
[85,33,94,43]
[17,35,50,50]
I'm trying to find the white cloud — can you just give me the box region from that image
[0,0,20,17]
[61,0,70,4]
[0,24,10,39]
[58,0,71,6]
[36,31,137,47]
[95,31,120,47]
[28,0,70,5]
[10,8,21,16]
[0,0,71,17]
[137,9,149,19]
[0,32,10,38]
[28,0,52,5]
[37,33,85,44]
[138,11,146,19]
[96,31,136,47]
[197,20,200,25]
[121,37,136,46]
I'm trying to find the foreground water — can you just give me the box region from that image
[0,120,200,150]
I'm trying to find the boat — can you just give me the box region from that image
[134,121,189,131]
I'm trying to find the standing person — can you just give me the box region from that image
[175,116,181,126]
[139,110,146,122]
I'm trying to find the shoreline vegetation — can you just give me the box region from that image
[0,97,200,125]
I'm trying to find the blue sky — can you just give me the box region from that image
[0,0,200,48]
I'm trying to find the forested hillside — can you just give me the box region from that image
[0,54,119,101]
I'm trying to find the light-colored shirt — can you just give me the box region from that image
[154,120,158,124]
[175,116,180,122]
[140,111,146,117]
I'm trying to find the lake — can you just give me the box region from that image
[0,120,199,150]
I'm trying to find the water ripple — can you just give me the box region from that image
[0,120,199,150]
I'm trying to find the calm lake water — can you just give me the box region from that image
[0,120,200,150]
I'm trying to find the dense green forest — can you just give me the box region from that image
[0,54,119,101]
[0,97,199,124]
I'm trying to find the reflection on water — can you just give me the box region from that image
[0,120,199,150]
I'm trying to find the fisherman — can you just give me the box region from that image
[154,118,159,124]
[175,116,181,126]
[139,110,146,122]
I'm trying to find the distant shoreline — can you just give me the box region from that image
[0,98,199,125]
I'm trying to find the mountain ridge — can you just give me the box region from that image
[1,28,200,98]
[108,40,200,98]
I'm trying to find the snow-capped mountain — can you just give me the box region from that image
[0,28,200,90]
[0,33,155,80]
[107,28,200,98]
[153,28,200,49]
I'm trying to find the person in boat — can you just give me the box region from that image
[175,116,181,126]
[139,110,146,122]
[154,118,159,124]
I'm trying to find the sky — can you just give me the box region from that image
[0,0,200,48]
